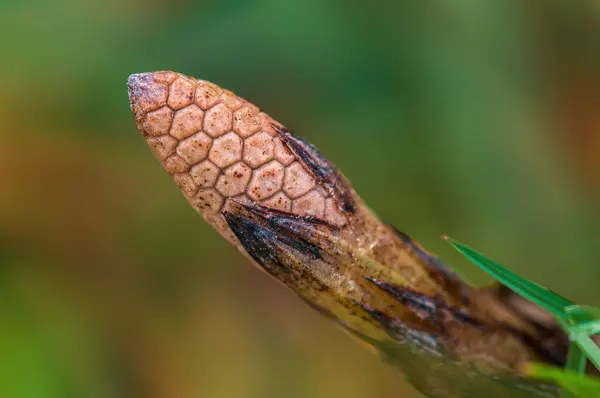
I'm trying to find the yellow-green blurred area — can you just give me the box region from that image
[1,0,600,397]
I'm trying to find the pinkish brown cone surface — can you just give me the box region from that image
[127,71,346,244]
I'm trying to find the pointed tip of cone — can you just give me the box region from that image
[126,71,170,121]
[126,72,153,103]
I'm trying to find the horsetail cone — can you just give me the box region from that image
[127,71,568,396]
[127,71,346,236]
[126,71,463,305]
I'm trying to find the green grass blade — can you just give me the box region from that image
[566,343,588,374]
[565,306,600,336]
[563,344,588,398]
[574,335,600,371]
[443,236,572,320]
[526,363,600,398]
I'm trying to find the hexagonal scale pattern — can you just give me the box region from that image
[193,189,224,213]
[170,105,204,140]
[142,106,173,137]
[274,137,295,166]
[164,155,189,174]
[190,160,220,189]
[261,192,292,212]
[243,132,274,168]
[209,132,242,168]
[234,106,260,138]
[147,135,178,160]
[283,162,316,199]
[221,89,244,111]
[215,162,252,197]
[176,132,212,165]
[195,81,221,110]
[168,77,195,109]
[292,190,325,218]
[173,173,197,197]
[247,160,284,201]
[128,71,347,234]
[152,71,178,85]
[203,103,232,138]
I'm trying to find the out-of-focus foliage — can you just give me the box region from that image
[526,364,600,398]
[1,0,600,397]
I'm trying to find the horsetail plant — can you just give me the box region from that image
[128,71,598,398]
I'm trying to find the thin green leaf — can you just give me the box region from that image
[566,343,587,374]
[565,306,600,336]
[443,236,572,320]
[574,335,600,371]
[563,344,588,398]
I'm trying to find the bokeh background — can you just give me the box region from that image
[1,1,600,397]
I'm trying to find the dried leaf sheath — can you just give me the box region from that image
[128,71,565,397]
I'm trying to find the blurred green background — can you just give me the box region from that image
[1,0,600,397]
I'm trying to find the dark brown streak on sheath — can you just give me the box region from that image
[223,203,324,275]
[365,277,483,330]
[272,124,357,214]
[223,211,293,276]
[388,225,472,304]
[224,202,382,329]
[227,202,337,255]
[241,202,334,230]
[354,301,443,352]
[366,276,568,367]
